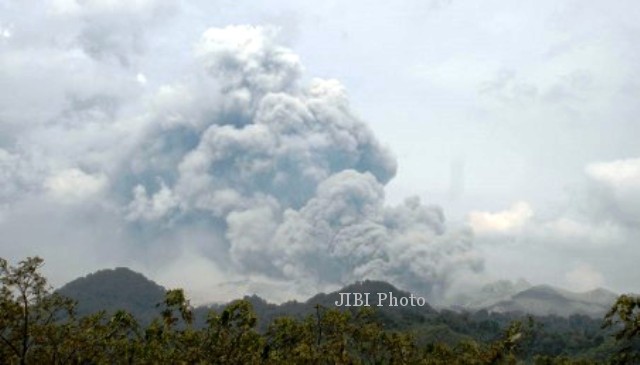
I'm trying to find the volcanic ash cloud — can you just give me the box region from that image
[1,23,482,301]
[120,25,483,299]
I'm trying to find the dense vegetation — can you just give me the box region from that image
[1,257,639,364]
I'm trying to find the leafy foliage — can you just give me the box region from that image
[602,294,640,364]
[1,256,637,364]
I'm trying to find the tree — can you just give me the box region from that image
[0,255,630,364]
[0,257,75,365]
[603,294,640,364]
[201,299,264,364]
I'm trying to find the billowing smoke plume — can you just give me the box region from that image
[117,25,482,300]
[0,20,482,302]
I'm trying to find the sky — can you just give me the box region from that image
[1,0,639,304]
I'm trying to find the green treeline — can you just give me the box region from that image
[1,257,639,364]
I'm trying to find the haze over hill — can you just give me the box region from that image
[5,257,636,363]
[448,280,619,318]
[482,285,618,318]
[57,267,618,323]
[50,266,628,360]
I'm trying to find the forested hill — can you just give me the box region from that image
[57,267,166,325]
[53,267,626,360]
[204,280,440,331]
[57,272,439,329]
[4,257,638,363]
[57,267,616,325]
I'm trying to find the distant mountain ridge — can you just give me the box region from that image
[57,268,618,324]
[484,284,618,318]
[204,280,439,331]
[450,279,618,318]
[451,279,532,309]
[54,268,622,358]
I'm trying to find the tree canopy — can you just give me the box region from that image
[1,256,638,364]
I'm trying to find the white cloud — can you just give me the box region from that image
[471,157,640,292]
[564,263,605,292]
[584,158,640,226]
[195,25,302,94]
[0,24,11,39]
[468,201,533,234]
[586,158,640,190]
[50,0,175,18]
[44,169,107,202]
[136,73,147,85]
[535,217,629,249]
[49,0,178,67]
[126,183,178,221]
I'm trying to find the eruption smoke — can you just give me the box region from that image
[121,25,482,299]
[0,20,482,302]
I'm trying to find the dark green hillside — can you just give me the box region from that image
[55,267,619,359]
[57,267,166,325]
[3,257,639,364]
[305,280,439,329]
[205,280,440,331]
